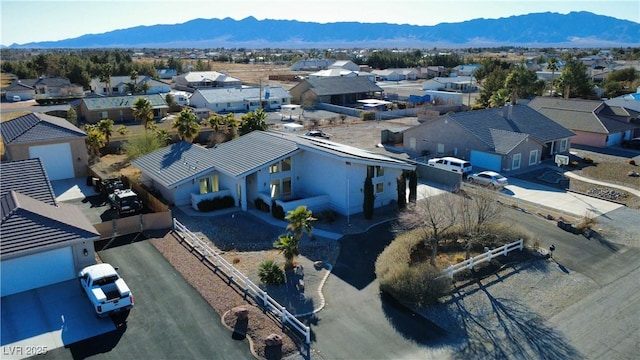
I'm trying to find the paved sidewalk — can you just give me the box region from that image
[563,171,640,197]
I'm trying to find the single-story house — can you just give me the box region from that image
[527,97,640,148]
[0,159,99,297]
[173,71,242,91]
[89,75,171,96]
[76,94,168,124]
[4,77,84,101]
[288,77,384,107]
[290,59,333,71]
[452,64,480,77]
[157,68,178,80]
[403,103,575,172]
[131,130,415,216]
[1,112,89,180]
[328,60,361,72]
[422,75,477,93]
[308,69,361,78]
[371,68,419,81]
[189,85,292,113]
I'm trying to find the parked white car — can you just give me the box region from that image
[427,156,472,175]
[467,171,508,189]
[79,263,134,317]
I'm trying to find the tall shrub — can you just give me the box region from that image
[397,173,406,210]
[408,170,418,203]
[363,176,374,219]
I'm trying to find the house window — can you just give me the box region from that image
[102,87,108,93]
[282,177,292,197]
[512,153,521,170]
[112,87,118,93]
[529,150,538,165]
[376,183,384,193]
[437,143,445,154]
[270,179,281,198]
[559,139,568,152]
[367,165,374,178]
[269,162,280,174]
[376,166,384,177]
[282,157,291,172]
[198,175,219,194]
[100,111,108,119]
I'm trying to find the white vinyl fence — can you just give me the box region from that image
[442,239,524,278]
[172,219,311,344]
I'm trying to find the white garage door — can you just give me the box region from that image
[470,150,502,171]
[29,143,74,180]
[1,247,76,296]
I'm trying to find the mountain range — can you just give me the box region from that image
[7,11,640,49]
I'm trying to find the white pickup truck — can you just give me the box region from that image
[79,263,134,317]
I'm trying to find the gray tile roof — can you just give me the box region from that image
[195,86,291,104]
[1,112,86,145]
[0,159,57,206]
[1,190,99,258]
[132,130,414,187]
[211,131,300,177]
[528,97,639,134]
[81,94,168,111]
[448,104,575,147]
[131,142,219,188]
[299,77,383,96]
[489,129,529,154]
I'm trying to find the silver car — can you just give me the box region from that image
[468,171,508,189]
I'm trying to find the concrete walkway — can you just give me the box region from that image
[563,171,640,197]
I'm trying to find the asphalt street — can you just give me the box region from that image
[310,205,640,360]
[39,239,253,360]
[310,223,456,360]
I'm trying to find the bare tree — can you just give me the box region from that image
[398,190,457,266]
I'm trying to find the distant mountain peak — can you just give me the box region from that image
[7,12,640,49]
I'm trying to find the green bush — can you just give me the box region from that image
[197,196,235,212]
[254,198,270,212]
[375,223,531,306]
[361,111,377,121]
[272,204,285,220]
[258,259,285,285]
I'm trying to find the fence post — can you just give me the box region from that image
[446,266,454,278]
[503,244,508,256]
[305,326,311,344]
[519,238,523,250]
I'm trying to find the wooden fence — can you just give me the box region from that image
[172,219,311,344]
[442,239,524,279]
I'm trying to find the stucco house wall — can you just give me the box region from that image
[5,137,89,178]
[404,118,481,159]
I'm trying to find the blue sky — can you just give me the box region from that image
[1,0,639,46]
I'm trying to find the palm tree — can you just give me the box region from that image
[273,233,299,270]
[129,70,138,94]
[207,114,225,133]
[132,97,154,130]
[138,81,151,95]
[286,205,316,243]
[172,108,200,142]
[547,58,559,94]
[97,119,114,146]
[225,113,238,139]
[155,128,172,146]
[99,64,113,96]
[84,124,106,163]
[239,108,268,136]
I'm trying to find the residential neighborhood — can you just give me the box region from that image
[1,40,640,360]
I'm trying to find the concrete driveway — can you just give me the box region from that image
[38,237,253,359]
[1,281,117,360]
[501,178,624,218]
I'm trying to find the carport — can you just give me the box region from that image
[1,280,116,357]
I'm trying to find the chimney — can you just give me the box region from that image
[503,102,513,120]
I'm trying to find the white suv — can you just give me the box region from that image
[427,157,472,175]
